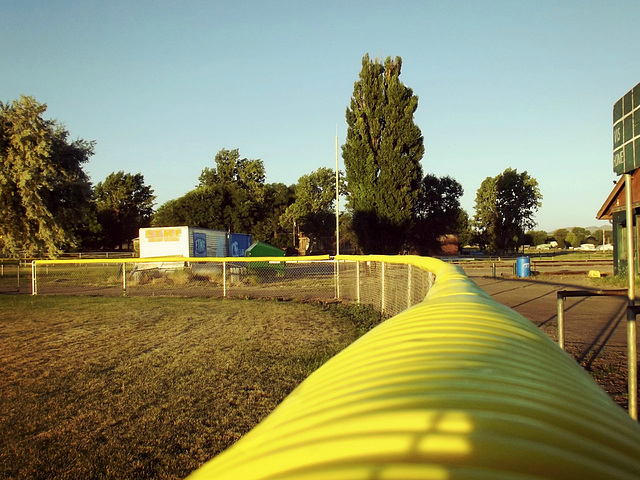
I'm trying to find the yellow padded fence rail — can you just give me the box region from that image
[32,255,331,265]
[188,255,640,480]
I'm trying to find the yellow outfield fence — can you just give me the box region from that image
[187,255,640,480]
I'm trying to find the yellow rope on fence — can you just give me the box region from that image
[187,255,640,480]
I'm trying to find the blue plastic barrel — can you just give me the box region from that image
[516,256,530,278]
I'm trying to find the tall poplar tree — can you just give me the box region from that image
[342,54,424,253]
[0,96,93,257]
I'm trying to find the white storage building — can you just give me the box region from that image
[138,227,251,258]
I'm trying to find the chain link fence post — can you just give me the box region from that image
[381,261,386,314]
[407,264,412,310]
[334,258,340,300]
[122,262,127,297]
[356,260,360,305]
[223,261,227,297]
[31,261,36,295]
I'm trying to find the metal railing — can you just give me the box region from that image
[557,288,637,420]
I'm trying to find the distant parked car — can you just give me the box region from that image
[596,244,614,252]
[577,243,596,251]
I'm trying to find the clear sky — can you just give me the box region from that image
[3,0,639,233]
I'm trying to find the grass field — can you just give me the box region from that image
[0,296,382,479]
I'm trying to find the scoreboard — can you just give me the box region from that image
[613,81,640,175]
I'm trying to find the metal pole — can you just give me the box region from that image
[625,173,635,299]
[334,258,340,300]
[121,263,126,296]
[31,261,36,295]
[629,308,638,420]
[407,264,412,310]
[381,262,386,314]
[625,172,637,420]
[356,261,360,305]
[556,294,565,350]
[223,261,227,298]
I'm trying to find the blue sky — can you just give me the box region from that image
[3,0,639,232]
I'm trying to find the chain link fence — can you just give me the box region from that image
[0,260,31,294]
[336,260,435,316]
[32,256,436,317]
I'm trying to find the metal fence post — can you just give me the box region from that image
[627,306,638,421]
[407,264,412,310]
[381,262,386,314]
[356,260,360,305]
[31,261,37,296]
[122,263,127,297]
[556,293,565,349]
[223,261,227,298]
[335,258,340,300]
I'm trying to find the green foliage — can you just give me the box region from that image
[0,96,94,257]
[454,209,473,248]
[526,230,549,246]
[342,54,424,254]
[413,174,464,254]
[199,148,266,203]
[553,228,569,248]
[473,168,542,253]
[251,182,296,249]
[591,229,612,245]
[94,172,155,249]
[153,148,294,246]
[564,231,580,248]
[571,227,589,246]
[279,167,343,252]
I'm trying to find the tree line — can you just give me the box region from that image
[524,227,611,249]
[1,54,543,258]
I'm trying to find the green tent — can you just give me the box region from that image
[245,241,285,276]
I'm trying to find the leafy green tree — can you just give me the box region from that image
[553,228,569,248]
[252,183,296,248]
[591,229,612,245]
[0,96,94,257]
[571,227,589,246]
[454,209,473,248]
[526,230,549,246]
[199,148,266,203]
[342,54,424,253]
[565,231,580,248]
[153,183,255,234]
[279,167,343,252]
[153,148,279,241]
[473,168,542,253]
[413,174,463,254]
[94,172,155,249]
